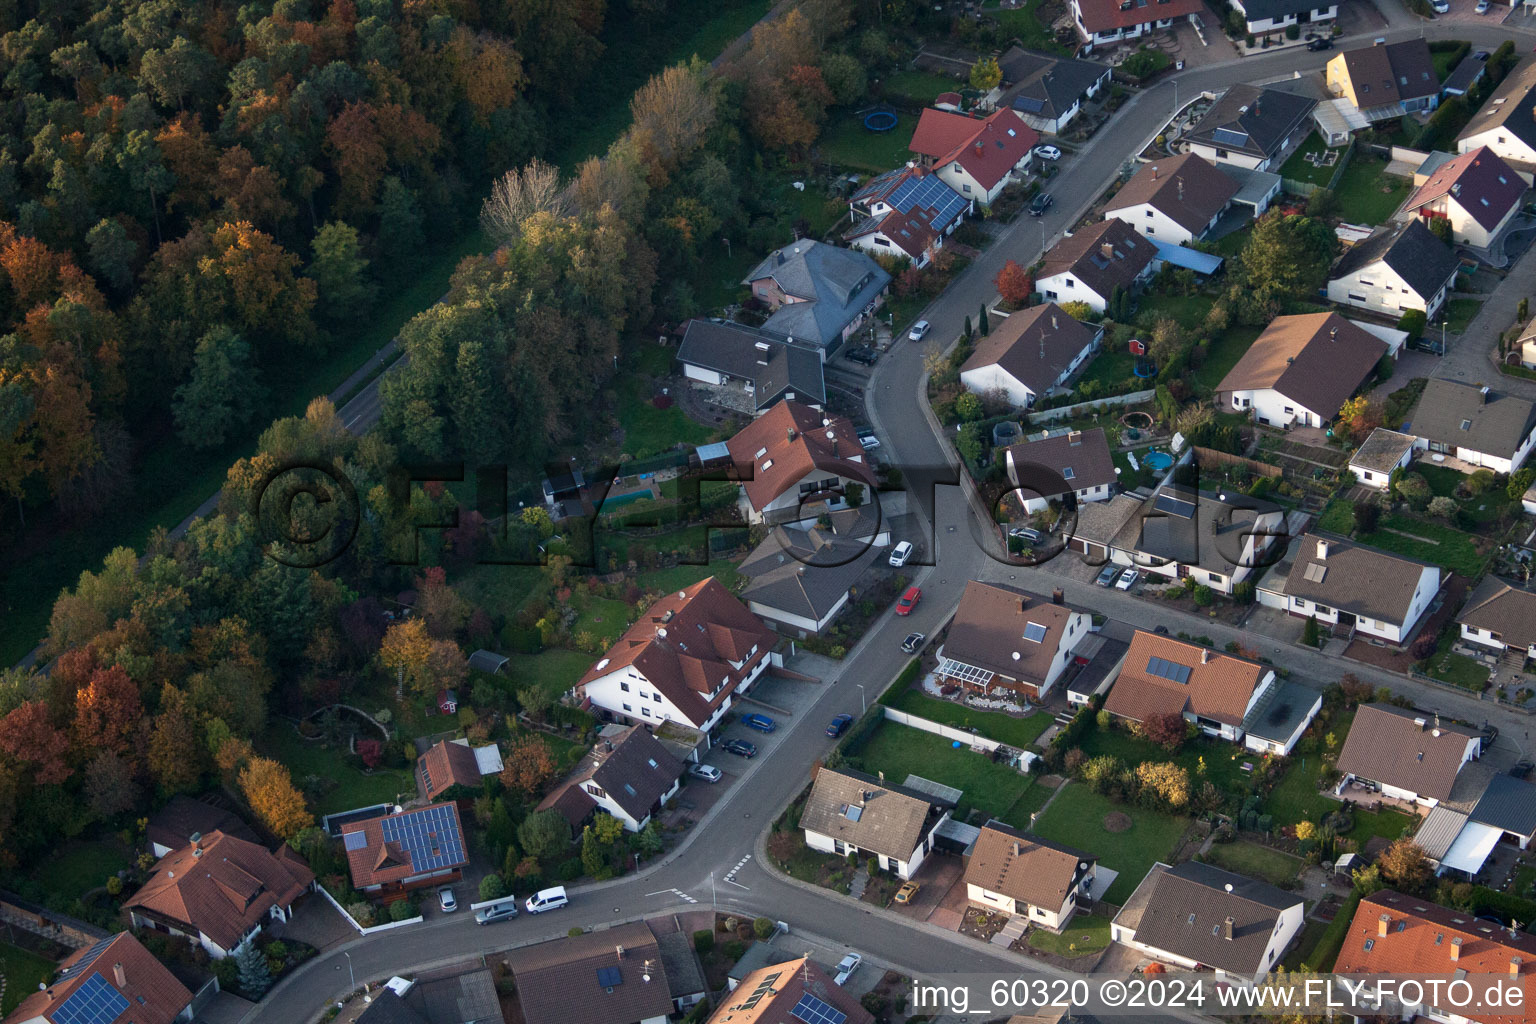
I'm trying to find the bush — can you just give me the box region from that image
[569,926,585,937]
[1354,500,1381,534]
[1427,496,1458,519]
[479,874,507,901]
[556,858,583,881]
[1397,473,1432,510]
[1285,22,1299,38]
[1397,309,1427,341]
[693,929,714,954]
[1192,584,1215,607]
[753,917,776,939]
[389,899,416,922]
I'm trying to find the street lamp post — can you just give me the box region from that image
[341,950,356,991]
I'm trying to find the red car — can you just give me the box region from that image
[895,586,921,616]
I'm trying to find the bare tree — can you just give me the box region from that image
[480,159,568,244]
[628,61,717,177]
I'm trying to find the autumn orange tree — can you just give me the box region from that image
[0,701,73,785]
[73,664,144,759]
[500,737,560,798]
[239,756,313,840]
[1337,396,1385,443]
[1377,838,1431,891]
[995,260,1034,307]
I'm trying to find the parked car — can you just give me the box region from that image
[833,953,862,986]
[826,714,854,737]
[475,900,518,924]
[1475,0,1489,11]
[901,632,925,654]
[1153,624,1170,635]
[1480,725,1498,748]
[1029,192,1053,217]
[845,346,878,366]
[859,433,881,450]
[1431,0,1448,11]
[687,763,723,782]
[1033,144,1062,161]
[895,585,921,615]
[438,887,457,913]
[889,540,913,567]
[1307,36,1333,50]
[894,881,921,905]
[1511,760,1533,779]
[908,319,931,342]
[1009,526,1043,543]
[741,712,776,733]
[1115,567,1139,591]
[1095,564,1119,587]
[721,738,757,758]
[524,886,569,914]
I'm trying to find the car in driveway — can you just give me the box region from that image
[1512,760,1533,780]
[741,712,776,733]
[1307,35,1333,50]
[1431,0,1447,11]
[908,319,931,342]
[438,887,457,913]
[826,714,853,737]
[1115,567,1139,590]
[833,953,861,985]
[845,345,878,366]
[1095,564,1119,587]
[894,881,920,904]
[1475,0,1489,11]
[1029,192,1053,217]
[895,585,921,615]
[901,632,925,654]
[1033,144,1062,161]
[889,540,913,566]
[859,433,881,451]
[687,763,722,782]
[721,738,757,758]
[1009,526,1044,543]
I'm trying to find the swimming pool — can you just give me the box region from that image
[1143,450,1174,472]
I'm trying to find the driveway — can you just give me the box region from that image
[887,853,966,925]
[1366,349,1441,404]
[273,893,355,952]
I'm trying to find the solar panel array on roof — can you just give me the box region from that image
[54,973,129,1024]
[1153,491,1196,518]
[792,992,849,1024]
[1146,655,1193,685]
[343,830,369,851]
[887,173,968,226]
[59,935,116,979]
[1213,127,1249,146]
[595,966,623,987]
[740,972,783,1010]
[1012,95,1047,114]
[1023,622,1048,643]
[379,804,464,872]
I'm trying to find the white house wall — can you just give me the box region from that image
[1104,203,1202,245]
[1458,131,1536,175]
[960,364,1036,407]
[1227,388,1328,428]
[1188,142,1268,171]
[1327,260,1448,318]
[1036,271,1109,312]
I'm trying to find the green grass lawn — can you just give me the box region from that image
[0,942,56,1015]
[569,594,636,645]
[1513,865,1536,900]
[258,723,417,817]
[1316,497,1356,534]
[1201,841,1304,886]
[1332,154,1412,226]
[636,560,744,594]
[1263,714,1418,844]
[1280,917,1332,971]
[1278,133,1337,187]
[1076,348,1138,392]
[988,0,1072,52]
[617,375,715,460]
[1113,447,1159,491]
[1194,326,1263,392]
[1076,725,1257,796]
[505,648,597,701]
[1030,784,1189,904]
[818,109,920,173]
[1027,913,1113,957]
[1137,293,1210,330]
[854,721,1046,826]
[32,842,131,900]
[882,69,963,105]
[1444,297,1482,334]
[882,688,1054,748]
[1357,514,1486,577]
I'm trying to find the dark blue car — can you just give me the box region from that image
[826,714,854,737]
[741,713,776,733]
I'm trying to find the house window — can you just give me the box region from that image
[962,183,972,193]
[875,237,890,246]
[1146,211,1153,217]
[1349,293,1366,302]
[622,703,632,712]
[620,682,630,692]
[1064,278,1075,288]
[1284,406,1294,414]
[642,707,651,717]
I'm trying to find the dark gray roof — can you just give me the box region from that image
[1186,85,1317,160]
[1408,379,1536,459]
[744,240,891,347]
[357,992,429,1024]
[1066,637,1128,700]
[1241,679,1322,744]
[997,46,1110,121]
[1442,52,1488,96]
[727,942,794,982]
[1469,773,1536,837]
[1234,0,1327,22]
[1281,533,1436,626]
[739,524,884,624]
[1116,485,1283,576]
[1458,58,1536,155]
[1116,861,1300,977]
[651,930,707,1000]
[676,319,827,410]
[1331,220,1458,302]
[587,726,685,823]
[406,968,502,1024]
[1348,428,1417,475]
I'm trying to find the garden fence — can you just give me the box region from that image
[1031,389,1155,423]
[1192,446,1282,479]
[882,706,1040,769]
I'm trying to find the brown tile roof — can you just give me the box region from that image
[537,725,683,824]
[124,831,313,952]
[909,108,987,160]
[725,401,877,512]
[1215,312,1388,420]
[1458,576,1536,652]
[943,581,1083,686]
[1002,427,1117,495]
[577,577,777,727]
[1282,532,1436,626]
[1104,630,1271,727]
[340,803,468,890]
[1074,0,1204,33]
[1337,39,1438,108]
[910,109,1040,192]
[536,783,597,832]
[1408,146,1526,232]
[1071,493,1144,547]
[960,304,1102,398]
[4,932,193,1024]
[1335,703,1480,802]
[708,958,874,1024]
[145,795,258,853]
[1104,154,1239,237]
[965,821,1095,910]
[1335,891,1536,1024]
[506,922,674,1024]
[417,740,483,801]
[1039,219,1155,301]
[1407,379,1536,460]
[800,767,950,863]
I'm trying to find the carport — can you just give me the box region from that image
[933,818,981,856]
[1440,820,1503,877]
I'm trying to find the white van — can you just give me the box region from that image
[525,886,569,914]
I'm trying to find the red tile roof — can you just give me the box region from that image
[909,108,987,161]
[417,739,483,801]
[4,933,192,1024]
[1074,0,1205,34]
[1408,146,1526,232]
[910,109,1040,192]
[725,401,877,512]
[707,958,874,1024]
[340,803,468,890]
[1104,629,1271,726]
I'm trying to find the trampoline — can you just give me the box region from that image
[864,110,898,132]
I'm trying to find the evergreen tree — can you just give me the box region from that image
[979,305,989,336]
[173,326,266,449]
[307,221,375,319]
[235,940,272,998]
[1302,614,1320,649]
[963,314,972,339]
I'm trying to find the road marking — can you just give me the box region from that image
[722,854,752,890]
[647,888,697,903]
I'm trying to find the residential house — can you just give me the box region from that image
[1102,153,1241,245]
[1519,319,1536,370]
[4,933,194,1024]
[742,240,891,353]
[1334,703,1481,808]
[964,822,1097,931]
[356,964,505,1024]
[800,767,953,879]
[1442,51,1489,100]
[1035,220,1157,313]
[676,320,827,415]
[504,922,674,1024]
[1327,220,1460,318]
[1326,40,1440,122]
[126,831,315,958]
[1070,0,1206,49]
[1240,679,1324,756]
[340,803,469,898]
[417,738,502,802]
[1407,379,1536,474]
[1229,0,1338,37]
[1469,773,1536,850]
[1111,861,1305,987]
[1416,772,1536,876]
[1257,533,1441,644]
[649,926,708,1014]
[845,166,970,267]
[725,944,794,992]
[1457,576,1536,663]
[575,577,777,734]
[1066,635,1129,708]
[908,108,1039,205]
[1066,492,1144,564]
[1103,629,1276,742]
[1108,485,1286,595]
[1002,427,1117,513]
[534,725,684,833]
[1347,427,1417,490]
[724,401,877,525]
[145,795,259,859]
[1457,59,1536,174]
[1183,85,1317,171]
[1334,890,1536,1024]
[959,303,1104,407]
[1406,146,1526,249]
[1216,312,1390,429]
[707,958,873,1024]
[934,581,1090,699]
[993,46,1112,135]
[738,510,888,637]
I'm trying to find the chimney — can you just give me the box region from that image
[1330,326,1338,341]
[1177,178,1184,202]
[190,831,202,848]
[1101,242,1115,260]
[878,770,885,782]
[1069,431,1082,446]
[1013,842,1022,856]
[1480,385,1491,404]
[1378,914,1392,937]
[616,944,626,959]
[1316,539,1329,561]
[1451,937,1463,962]
[113,963,126,988]
[1201,649,1211,665]
[1052,314,1059,330]
[1512,957,1523,977]
[1152,164,1159,180]
[788,427,797,442]
[975,140,984,155]
[1223,916,1235,941]
[1052,588,1064,605]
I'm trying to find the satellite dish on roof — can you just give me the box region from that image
[1225,883,1234,892]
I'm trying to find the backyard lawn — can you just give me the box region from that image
[0,942,55,1015]
[31,841,131,901]
[1263,715,1418,845]
[818,109,920,173]
[1444,298,1483,335]
[258,723,417,817]
[883,688,1054,748]
[1136,293,1210,330]
[986,0,1071,52]
[1027,913,1113,957]
[506,648,598,701]
[1112,447,1159,491]
[1278,133,1338,188]
[1201,841,1304,886]
[1358,514,1487,578]
[881,69,963,105]
[1029,783,1190,904]
[1331,154,1412,226]
[1193,326,1264,392]
[617,372,715,460]
[1316,497,1356,534]
[1076,347,1138,392]
[636,560,745,594]
[854,721,1048,828]
[1076,723,1259,796]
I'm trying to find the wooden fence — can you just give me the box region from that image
[1192,445,1282,478]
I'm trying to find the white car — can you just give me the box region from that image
[833,953,861,986]
[1115,567,1139,591]
[1431,0,1448,11]
[687,763,723,782]
[908,319,931,342]
[438,887,457,913]
[859,433,881,450]
[1475,0,1489,11]
[888,541,913,567]
[1033,144,1062,161]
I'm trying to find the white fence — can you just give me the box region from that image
[316,882,424,935]
[1032,389,1156,423]
[881,707,1039,770]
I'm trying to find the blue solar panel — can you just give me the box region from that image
[343,830,368,851]
[792,993,847,1024]
[54,974,128,1024]
[379,804,465,873]
[1146,656,1192,685]
[596,966,623,987]
[58,936,115,980]
[887,173,968,229]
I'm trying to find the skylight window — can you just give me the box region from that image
[1023,622,1048,643]
[1461,419,1472,431]
[1063,467,1075,480]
